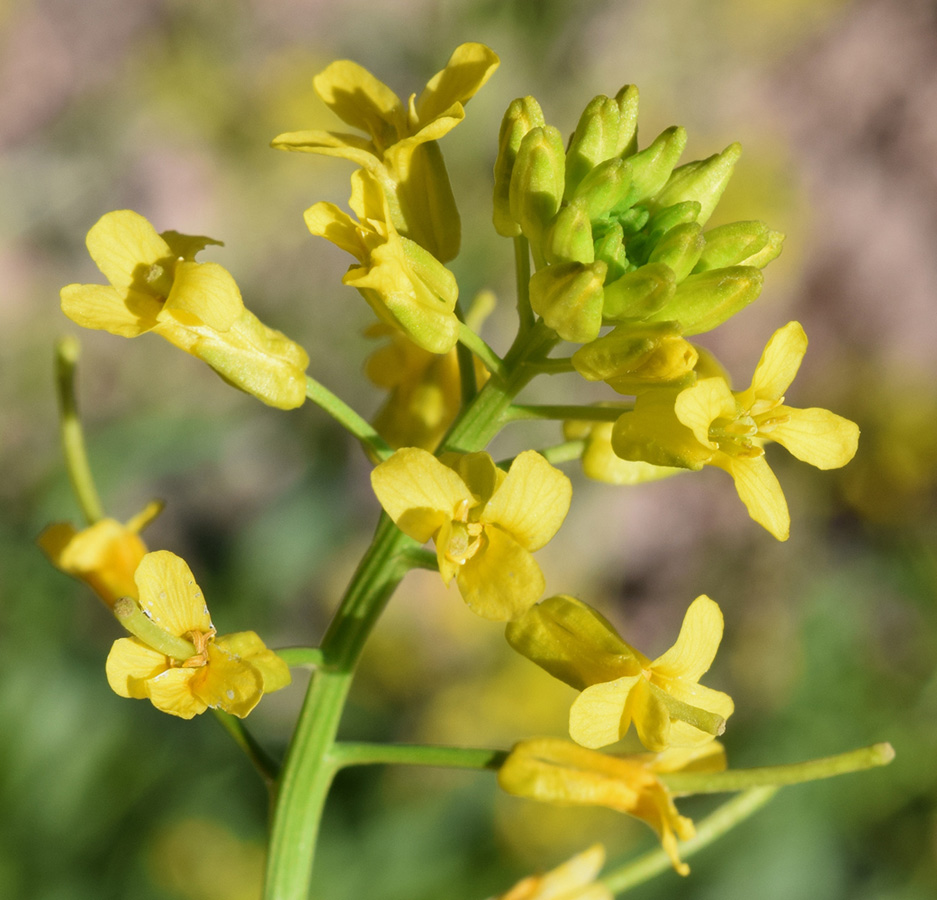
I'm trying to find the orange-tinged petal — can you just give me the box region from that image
[370,447,471,542]
[651,595,723,682]
[767,406,859,470]
[742,320,807,406]
[85,209,171,293]
[482,451,572,551]
[713,454,790,541]
[569,676,639,749]
[191,645,264,718]
[163,260,243,332]
[105,637,169,699]
[457,527,544,621]
[134,550,212,637]
[146,667,206,719]
[60,283,162,337]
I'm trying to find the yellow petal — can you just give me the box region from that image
[674,377,735,448]
[271,129,380,170]
[569,676,639,749]
[414,42,500,125]
[651,595,724,682]
[713,454,790,541]
[85,209,171,293]
[146,667,206,719]
[649,741,727,776]
[612,390,711,470]
[767,406,859,470]
[191,645,264,718]
[313,60,402,143]
[215,632,291,693]
[505,595,642,690]
[628,678,673,752]
[164,261,243,332]
[134,550,212,637]
[370,447,470,542]
[457,528,545,621]
[60,283,161,337]
[482,451,572,550]
[105,637,168,699]
[742,321,807,406]
[303,201,368,261]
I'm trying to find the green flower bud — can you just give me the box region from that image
[650,142,741,226]
[602,262,676,321]
[572,321,698,395]
[648,223,705,281]
[693,221,770,272]
[592,221,628,282]
[571,157,632,220]
[509,125,566,255]
[737,228,785,269]
[544,201,594,265]
[624,201,701,266]
[493,96,546,237]
[530,260,606,343]
[614,85,639,158]
[616,205,650,237]
[644,265,763,335]
[565,95,623,197]
[615,126,687,211]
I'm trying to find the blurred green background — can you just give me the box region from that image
[2,0,936,897]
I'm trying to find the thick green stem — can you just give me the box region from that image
[514,235,534,334]
[55,337,104,525]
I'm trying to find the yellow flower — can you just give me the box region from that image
[612,321,860,540]
[370,448,572,621]
[105,551,290,719]
[60,210,309,409]
[506,594,733,752]
[498,738,727,876]
[492,844,612,900]
[37,501,162,608]
[305,169,460,354]
[272,42,499,262]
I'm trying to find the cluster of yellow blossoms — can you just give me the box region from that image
[42,40,873,898]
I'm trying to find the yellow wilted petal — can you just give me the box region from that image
[743,320,807,405]
[192,645,264,718]
[313,60,402,141]
[215,632,292,694]
[105,637,169,699]
[569,677,639,749]
[146,667,207,719]
[651,595,723,682]
[482,451,572,550]
[674,378,736,448]
[768,406,859,470]
[414,42,500,124]
[457,528,545,621]
[505,595,642,691]
[60,284,161,337]
[85,209,171,293]
[714,454,790,541]
[371,447,470,541]
[163,260,243,332]
[135,550,212,637]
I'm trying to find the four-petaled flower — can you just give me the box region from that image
[38,500,162,608]
[507,594,733,751]
[106,551,290,719]
[491,843,612,900]
[498,738,727,876]
[272,42,499,262]
[611,321,860,540]
[371,448,572,621]
[60,210,309,409]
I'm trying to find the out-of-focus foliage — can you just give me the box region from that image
[2,1,936,898]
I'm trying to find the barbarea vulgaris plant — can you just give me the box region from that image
[41,42,893,899]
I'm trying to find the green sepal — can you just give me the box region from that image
[613,84,639,157]
[493,96,546,237]
[650,142,742,226]
[644,265,763,335]
[505,594,641,690]
[509,125,566,254]
[693,221,770,272]
[592,221,628,282]
[565,95,624,197]
[601,262,676,321]
[648,222,705,281]
[615,126,687,211]
[544,201,595,265]
[529,260,607,343]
